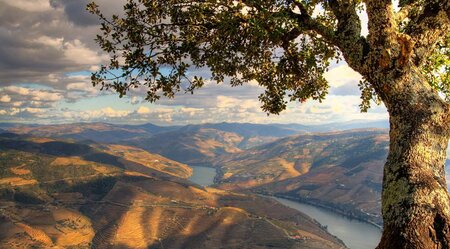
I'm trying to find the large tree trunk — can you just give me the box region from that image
[375,68,450,249]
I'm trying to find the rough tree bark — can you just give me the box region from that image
[343,1,450,247]
[371,66,450,248]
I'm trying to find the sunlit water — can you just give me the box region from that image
[273,197,381,249]
[188,165,216,186]
[188,165,382,249]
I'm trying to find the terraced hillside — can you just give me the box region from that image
[126,128,245,165]
[5,122,153,143]
[2,122,298,149]
[214,129,389,225]
[0,134,345,249]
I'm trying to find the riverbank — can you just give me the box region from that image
[262,193,383,229]
[187,164,381,249]
[272,196,382,249]
[207,166,383,228]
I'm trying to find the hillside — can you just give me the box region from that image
[0,122,292,146]
[0,133,192,179]
[0,134,345,249]
[126,128,245,165]
[5,123,152,143]
[3,122,444,228]
[214,129,390,225]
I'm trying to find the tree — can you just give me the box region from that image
[87,0,450,248]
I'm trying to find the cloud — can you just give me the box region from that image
[325,64,362,88]
[0,0,52,12]
[216,96,237,109]
[0,95,11,103]
[136,106,151,115]
[59,107,131,121]
[0,86,63,108]
[50,0,127,26]
[0,1,109,85]
[63,39,107,65]
[64,75,100,100]
[0,1,389,126]
[129,96,141,105]
[325,63,364,96]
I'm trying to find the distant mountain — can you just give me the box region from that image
[0,134,344,249]
[180,122,301,137]
[1,119,389,145]
[4,122,153,143]
[214,129,389,225]
[121,122,181,134]
[127,128,244,165]
[276,120,389,133]
[0,122,40,129]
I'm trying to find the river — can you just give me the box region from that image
[273,197,381,249]
[188,165,217,186]
[188,165,382,249]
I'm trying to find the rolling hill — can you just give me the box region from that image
[0,120,390,151]
[3,121,444,228]
[126,128,244,165]
[213,129,389,225]
[5,122,153,143]
[0,134,345,249]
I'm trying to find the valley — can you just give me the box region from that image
[213,129,389,226]
[1,121,448,249]
[0,131,345,249]
[187,160,382,249]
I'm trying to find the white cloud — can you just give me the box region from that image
[66,81,98,95]
[216,96,237,109]
[67,82,88,91]
[325,64,362,88]
[24,107,45,114]
[136,106,151,114]
[216,95,259,111]
[11,101,23,107]
[63,39,107,65]
[1,0,52,12]
[0,95,11,103]
[34,36,64,49]
[4,86,30,95]
[30,91,62,102]
[0,86,63,110]
[130,96,141,105]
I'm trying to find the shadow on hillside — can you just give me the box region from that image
[0,136,125,168]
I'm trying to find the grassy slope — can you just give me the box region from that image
[127,128,244,165]
[0,135,345,249]
[214,129,389,225]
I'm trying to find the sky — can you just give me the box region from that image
[0,0,389,125]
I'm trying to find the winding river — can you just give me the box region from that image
[188,165,382,249]
[188,165,217,186]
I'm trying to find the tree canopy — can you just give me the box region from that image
[87,0,449,115]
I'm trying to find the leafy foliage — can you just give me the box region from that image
[87,0,338,114]
[87,0,450,114]
[424,34,450,101]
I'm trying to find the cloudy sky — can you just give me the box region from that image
[0,0,388,125]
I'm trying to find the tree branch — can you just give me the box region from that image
[327,0,368,71]
[365,0,398,49]
[288,0,337,44]
[405,0,450,66]
[288,0,369,72]
[363,0,410,79]
[395,1,421,24]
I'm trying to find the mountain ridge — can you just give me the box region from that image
[0,133,345,249]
